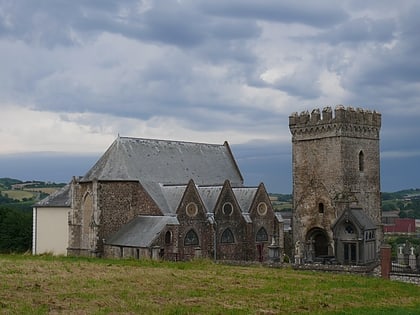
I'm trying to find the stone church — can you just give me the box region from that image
[34,137,283,262]
[289,106,382,265]
[33,105,383,266]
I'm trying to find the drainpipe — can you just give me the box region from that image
[208,213,217,261]
[213,221,217,261]
[32,207,37,255]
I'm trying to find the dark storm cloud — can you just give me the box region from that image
[339,5,420,112]
[0,1,419,192]
[0,0,263,124]
[0,0,261,48]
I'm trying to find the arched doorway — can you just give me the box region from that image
[307,228,329,258]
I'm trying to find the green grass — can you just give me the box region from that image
[0,255,419,314]
[0,190,36,201]
[272,201,292,211]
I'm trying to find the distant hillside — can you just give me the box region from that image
[269,193,292,212]
[0,178,66,205]
[270,188,420,219]
[382,188,420,200]
[0,177,22,190]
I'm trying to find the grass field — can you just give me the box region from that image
[24,187,60,194]
[0,255,419,314]
[0,190,36,201]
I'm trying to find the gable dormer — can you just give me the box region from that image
[214,180,244,222]
[248,183,275,219]
[176,179,206,221]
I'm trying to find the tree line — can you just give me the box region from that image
[0,206,32,253]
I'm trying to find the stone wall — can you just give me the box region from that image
[390,273,420,285]
[289,105,382,256]
[98,181,162,250]
[176,182,214,260]
[69,179,162,257]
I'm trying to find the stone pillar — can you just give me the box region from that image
[380,245,392,279]
[268,236,280,263]
[294,241,302,265]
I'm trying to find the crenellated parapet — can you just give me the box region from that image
[289,105,381,140]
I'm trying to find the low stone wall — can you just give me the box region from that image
[293,262,380,276]
[390,273,420,286]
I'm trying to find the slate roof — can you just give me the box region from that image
[104,183,270,247]
[197,186,223,212]
[106,216,179,248]
[232,187,258,214]
[155,183,261,216]
[34,184,71,207]
[333,208,377,231]
[160,184,187,214]
[81,137,244,186]
[349,208,377,230]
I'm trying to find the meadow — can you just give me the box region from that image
[0,255,419,314]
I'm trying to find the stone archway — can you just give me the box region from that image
[307,228,329,258]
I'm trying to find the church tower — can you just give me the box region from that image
[289,106,382,264]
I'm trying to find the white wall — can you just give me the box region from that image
[33,207,69,255]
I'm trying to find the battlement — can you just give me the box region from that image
[289,105,381,140]
[289,105,381,128]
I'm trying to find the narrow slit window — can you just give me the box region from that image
[318,202,324,214]
[165,231,172,244]
[359,151,364,172]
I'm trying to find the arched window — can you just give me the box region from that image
[359,150,364,172]
[184,229,199,246]
[318,202,324,214]
[256,227,268,242]
[165,231,172,244]
[345,224,355,234]
[221,228,235,243]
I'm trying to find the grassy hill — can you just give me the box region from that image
[0,255,419,314]
[0,177,66,205]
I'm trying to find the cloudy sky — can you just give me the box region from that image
[0,0,419,193]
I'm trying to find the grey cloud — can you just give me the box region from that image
[311,17,396,44]
[0,1,420,193]
[0,0,261,48]
[197,0,348,28]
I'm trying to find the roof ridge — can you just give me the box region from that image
[117,136,225,147]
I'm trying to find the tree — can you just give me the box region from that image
[0,207,32,253]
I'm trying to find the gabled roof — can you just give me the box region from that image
[333,208,377,231]
[160,184,188,214]
[105,216,179,248]
[197,185,223,212]
[81,137,244,186]
[155,181,261,220]
[34,184,71,208]
[232,187,258,214]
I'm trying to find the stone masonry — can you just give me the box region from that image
[289,106,382,261]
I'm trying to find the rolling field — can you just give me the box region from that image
[0,255,419,314]
[0,190,36,201]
